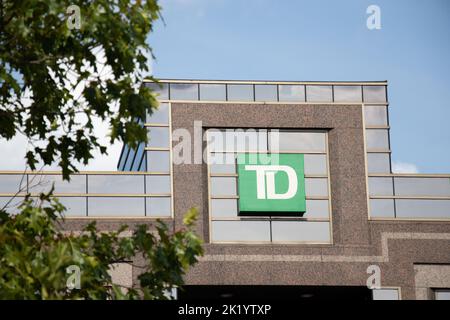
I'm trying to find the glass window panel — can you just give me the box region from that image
[88,197,145,217]
[199,84,226,101]
[123,145,136,171]
[147,151,170,172]
[146,82,169,100]
[369,199,395,218]
[333,85,362,102]
[271,221,330,242]
[207,129,268,152]
[368,177,394,196]
[372,289,399,300]
[211,177,237,196]
[0,174,27,193]
[363,86,387,103]
[145,175,171,194]
[305,200,329,218]
[367,153,391,173]
[305,178,329,197]
[306,85,332,102]
[227,84,254,101]
[304,154,327,175]
[88,175,144,194]
[364,105,388,126]
[28,174,86,194]
[58,197,86,217]
[211,199,238,218]
[435,290,450,300]
[269,131,326,152]
[366,129,390,150]
[146,102,169,124]
[396,199,450,219]
[211,221,271,242]
[227,129,267,152]
[394,177,450,197]
[278,85,305,102]
[147,127,170,148]
[209,153,237,174]
[118,145,130,171]
[146,197,171,217]
[0,196,25,215]
[170,83,198,100]
[254,85,277,101]
[131,143,146,172]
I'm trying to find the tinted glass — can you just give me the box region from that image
[211,177,237,196]
[372,289,399,300]
[271,221,330,242]
[0,174,27,193]
[88,175,144,194]
[254,85,277,101]
[366,129,390,150]
[394,177,450,197]
[211,221,271,242]
[305,178,329,197]
[305,200,330,218]
[304,154,327,175]
[363,86,386,103]
[396,199,450,219]
[369,199,395,218]
[147,151,170,172]
[227,84,254,101]
[28,174,86,194]
[59,197,87,217]
[199,84,226,100]
[145,175,171,194]
[147,127,170,148]
[170,83,198,100]
[131,143,146,172]
[209,153,237,174]
[88,197,145,217]
[207,129,268,152]
[278,85,305,102]
[146,82,169,100]
[269,131,326,152]
[306,85,332,102]
[146,197,171,217]
[367,153,391,173]
[364,105,388,126]
[333,85,362,102]
[368,177,394,196]
[146,102,169,124]
[211,199,238,218]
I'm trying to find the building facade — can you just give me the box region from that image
[1,79,449,299]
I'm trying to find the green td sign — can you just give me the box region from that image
[237,153,306,214]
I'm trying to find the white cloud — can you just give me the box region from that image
[392,161,419,174]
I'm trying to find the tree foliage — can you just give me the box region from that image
[0,193,203,299]
[0,0,161,177]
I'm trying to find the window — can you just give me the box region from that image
[254,85,277,101]
[366,129,390,150]
[170,83,198,100]
[364,105,388,126]
[207,129,331,244]
[278,85,305,102]
[367,153,391,173]
[305,85,332,102]
[227,84,254,101]
[363,86,387,103]
[372,288,400,300]
[146,82,169,100]
[333,85,362,102]
[199,84,226,100]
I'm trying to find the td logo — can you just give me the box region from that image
[237,154,306,214]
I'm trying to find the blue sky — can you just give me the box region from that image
[149,0,450,173]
